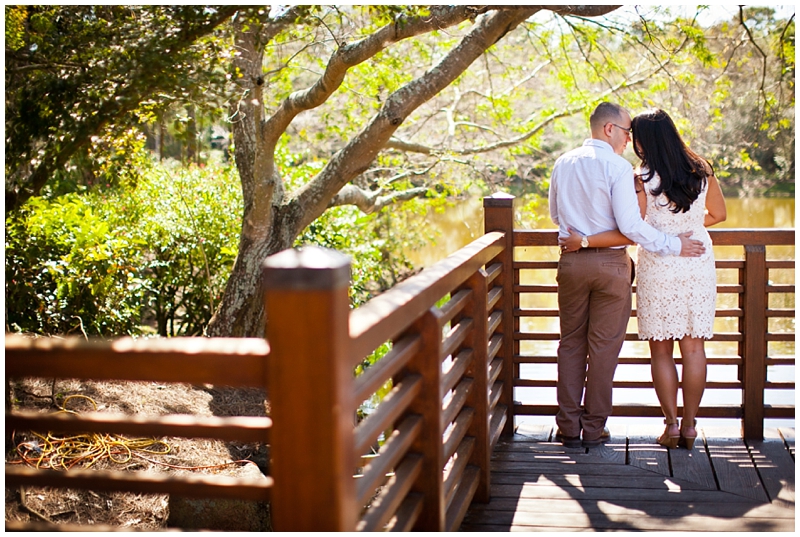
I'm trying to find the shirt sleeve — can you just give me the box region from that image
[549,167,560,226]
[611,167,681,256]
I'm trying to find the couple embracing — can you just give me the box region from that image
[549,102,727,449]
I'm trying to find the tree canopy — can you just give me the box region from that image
[5,5,795,337]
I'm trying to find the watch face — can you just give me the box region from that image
[581,236,589,248]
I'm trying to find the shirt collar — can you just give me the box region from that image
[583,138,614,152]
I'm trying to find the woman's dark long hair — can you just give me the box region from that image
[631,109,711,213]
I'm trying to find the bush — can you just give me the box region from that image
[5,161,242,337]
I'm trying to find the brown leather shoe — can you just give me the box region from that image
[555,428,582,448]
[582,427,611,447]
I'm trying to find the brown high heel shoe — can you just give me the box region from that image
[657,419,680,449]
[679,419,698,450]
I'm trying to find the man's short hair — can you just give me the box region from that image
[590,102,626,131]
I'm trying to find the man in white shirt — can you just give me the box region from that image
[548,102,705,448]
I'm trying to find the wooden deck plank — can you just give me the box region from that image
[627,425,671,478]
[461,506,795,532]
[670,428,718,490]
[779,427,795,457]
[465,496,792,519]
[705,429,770,503]
[513,423,552,441]
[586,423,627,464]
[461,427,795,532]
[489,482,758,503]
[749,431,796,507]
[491,471,710,490]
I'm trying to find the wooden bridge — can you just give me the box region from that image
[5,193,795,531]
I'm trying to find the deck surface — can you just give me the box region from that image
[460,424,795,532]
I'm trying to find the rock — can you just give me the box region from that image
[167,464,271,531]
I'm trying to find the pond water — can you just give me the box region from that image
[405,196,795,430]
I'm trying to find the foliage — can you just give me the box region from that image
[5,161,242,337]
[5,4,243,211]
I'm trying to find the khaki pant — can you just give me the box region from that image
[555,248,632,441]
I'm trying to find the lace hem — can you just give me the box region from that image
[637,332,713,341]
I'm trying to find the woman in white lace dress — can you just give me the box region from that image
[560,109,726,450]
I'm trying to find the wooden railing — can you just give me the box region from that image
[4,193,794,531]
[5,195,515,531]
[492,198,795,441]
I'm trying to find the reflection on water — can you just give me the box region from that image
[407,196,795,429]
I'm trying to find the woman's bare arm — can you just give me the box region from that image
[704,174,727,226]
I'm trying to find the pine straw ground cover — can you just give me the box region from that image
[5,376,269,530]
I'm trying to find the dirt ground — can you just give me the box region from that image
[5,376,269,530]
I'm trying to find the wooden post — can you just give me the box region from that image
[399,309,445,531]
[741,244,767,440]
[459,269,491,502]
[483,193,516,435]
[262,247,357,531]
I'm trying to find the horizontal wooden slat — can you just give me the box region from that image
[768,284,795,294]
[444,409,474,463]
[513,228,795,247]
[515,355,744,365]
[487,310,502,337]
[385,492,424,532]
[442,318,473,361]
[766,260,795,269]
[515,308,746,318]
[6,411,271,442]
[354,375,421,457]
[767,332,796,342]
[766,356,796,366]
[444,437,475,509]
[438,289,471,327]
[442,379,474,430]
[485,262,503,286]
[445,465,480,532]
[487,286,503,312]
[767,308,796,318]
[764,381,795,389]
[489,405,507,448]
[356,415,422,507]
[353,334,420,406]
[514,332,745,342]
[514,404,745,418]
[5,465,272,501]
[442,349,473,396]
[487,334,503,363]
[514,379,742,390]
[357,454,423,532]
[488,358,503,386]
[348,232,504,363]
[5,335,269,388]
[514,260,558,270]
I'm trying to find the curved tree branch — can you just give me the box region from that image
[327,184,430,213]
[290,7,544,232]
[384,66,656,157]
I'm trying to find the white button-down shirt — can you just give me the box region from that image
[549,138,680,256]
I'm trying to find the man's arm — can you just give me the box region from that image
[548,168,560,226]
[611,168,704,257]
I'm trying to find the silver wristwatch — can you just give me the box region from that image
[580,235,589,248]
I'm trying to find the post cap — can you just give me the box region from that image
[483,192,515,208]
[262,246,351,291]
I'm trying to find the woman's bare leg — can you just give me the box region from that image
[650,339,679,443]
[677,336,707,433]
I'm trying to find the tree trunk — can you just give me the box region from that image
[206,6,622,338]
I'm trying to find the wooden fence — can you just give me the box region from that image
[4,193,795,531]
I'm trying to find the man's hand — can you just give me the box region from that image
[678,232,705,257]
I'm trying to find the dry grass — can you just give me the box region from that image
[5,376,268,530]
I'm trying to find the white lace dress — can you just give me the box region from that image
[636,172,716,340]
